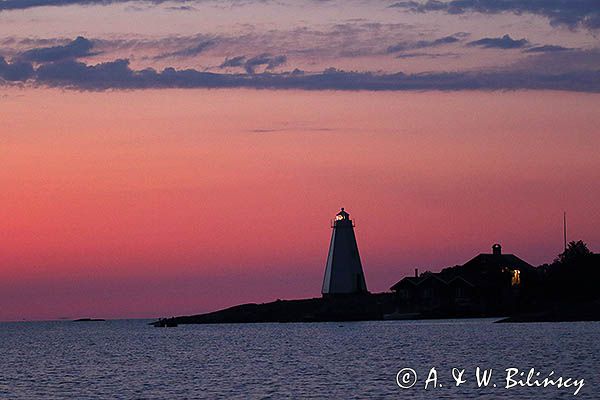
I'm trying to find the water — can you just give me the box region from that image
[0,319,598,399]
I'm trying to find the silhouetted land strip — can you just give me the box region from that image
[153,241,600,325]
[496,300,600,323]
[73,318,106,322]
[154,294,398,325]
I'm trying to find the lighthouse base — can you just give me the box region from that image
[321,291,370,299]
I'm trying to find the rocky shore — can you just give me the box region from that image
[153,293,397,325]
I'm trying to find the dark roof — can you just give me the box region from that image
[390,276,420,291]
[419,273,449,285]
[447,276,475,287]
[336,208,350,218]
[462,253,534,271]
[390,273,475,291]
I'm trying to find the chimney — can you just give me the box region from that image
[415,268,419,278]
[492,244,502,255]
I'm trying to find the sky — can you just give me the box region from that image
[1,0,599,321]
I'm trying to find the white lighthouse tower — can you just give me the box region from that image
[321,208,368,296]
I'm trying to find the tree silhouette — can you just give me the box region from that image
[557,240,592,263]
[543,240,598,302]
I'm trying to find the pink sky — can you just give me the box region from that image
[1,0,599,320]
[1,87,599,321]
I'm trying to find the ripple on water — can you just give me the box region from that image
[0,319,598,399]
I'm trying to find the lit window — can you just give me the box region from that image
[511,269,521,286]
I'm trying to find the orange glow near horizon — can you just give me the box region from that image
[1,88,599,321]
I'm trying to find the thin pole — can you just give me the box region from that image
[563,211,567,251]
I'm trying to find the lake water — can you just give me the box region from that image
[0,319,598,399]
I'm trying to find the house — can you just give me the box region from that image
[454,243,534,286]
[390,271,478,314]
[390,244,535,316]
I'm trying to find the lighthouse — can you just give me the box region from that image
[321,208,368,296]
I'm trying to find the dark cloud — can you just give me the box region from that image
[166,5,196,11]
[395,52,459,59]
[0,56,594,92]
[243,53,287,74]
[387,34,461,53]
[19,36,96,62]
[3,0,599,32]
[511,48,600,74]
[218,54,287,73]
[0,37,63,47]
[34,58,137,89]
[153,40,215,60]
[390,0,600,30]
[0,0,166,11]
[468,34,529,49]
[524,45,572,53]
[219,55,246,68]
[0,56,34,81]
[1,35,598,93]
[1,23,464,66]
[0,0,258,12]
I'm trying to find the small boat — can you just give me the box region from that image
[73,318,106,322]
[153,318,178,327]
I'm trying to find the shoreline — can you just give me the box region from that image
[152,296,600,326]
